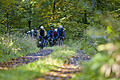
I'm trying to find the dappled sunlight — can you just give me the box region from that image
[0,35,39,62]
[59,50,76,58]
[0,0,120,80]
[44,57,63,66]
[60,50,75,55]
[97,43,117,54]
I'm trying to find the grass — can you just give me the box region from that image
[0,48,39,63]
[0,45,76,80]
[65,38,97,56]
[0,35,39,62]
[0,36,96,80]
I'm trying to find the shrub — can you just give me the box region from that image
[0,34,39,62]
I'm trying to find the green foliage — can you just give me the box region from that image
[64,36,97,56]
[72,53,109,80]
[0,0,120,79]
[47,46,76,61]
[0,35,39,62]
[72,42,120,80]
[0,45,76,80]
[0,0,93,37]
[72,12,120,79]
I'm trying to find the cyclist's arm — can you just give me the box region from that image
[47,30,50,37]
[44,29,47,36]
[57,28,59,37]
[63,29,65,37]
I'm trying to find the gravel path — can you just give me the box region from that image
[0,49,53,70]
[67,50,91,65]
[36,50,91,80]
[0,48,90,80]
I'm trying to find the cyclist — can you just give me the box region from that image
[25,31,31,38]
[33,27,39,39]
[39,26,47,39]
[31,29,34,38]
[53,29,58,45]
[57,25,65,46]
[47,27,54,46]
[38,26,47,48]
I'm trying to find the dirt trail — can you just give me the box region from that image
[44,64,81,80]
[0,49,53,70]
[0,48,90,80]
[35,50,90,80]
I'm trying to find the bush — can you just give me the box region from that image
[72,14,120,80]
[0,34,39,62]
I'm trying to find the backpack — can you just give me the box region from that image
[59,29,63,36]
[40,29,45,36]
[54,31,58,37]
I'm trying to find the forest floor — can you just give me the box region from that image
[0,49,53,70]
[37,50,90,80]
[0,46,90,80]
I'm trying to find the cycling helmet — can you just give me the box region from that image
[40,26,44,29]
[31,29,34,32]
[55,29,57,32]
[51,27,54,30]
[28,31,30,33]
[59,25,63,28]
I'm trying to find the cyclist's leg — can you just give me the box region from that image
[44,36,47,47]
[59,36,61,46]
[55,38,57,46]
[60,39,62,46]
[61,36,63,46]
[48,37,51,46]
[42,37,45,47]
[53,37,56,46]
[50,37,53,47]
[56,37,58,45]
[43,36,46,47]
[60,36,63,46]
[58,37,60,46]
[41,37,44,49]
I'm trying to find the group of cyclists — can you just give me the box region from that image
[25,25,65,48]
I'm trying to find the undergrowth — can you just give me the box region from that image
[0,45,76,80]
[0,34,39,62]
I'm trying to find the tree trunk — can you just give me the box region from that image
[28,4,32,30]
[91,0,95,23]
[52,0,56,20]
[28,20,31,30]
[84,10,87,24]
[6,12,9,34]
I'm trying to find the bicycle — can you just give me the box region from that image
[53,37,58,46]
[37,36,45,49]
[44,39,48,47]
[48,37,54,47]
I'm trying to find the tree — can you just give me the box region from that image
[0,0,16,33]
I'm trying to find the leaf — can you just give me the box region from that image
[100,64,108,74]
[97,44,105,51]
[112,63,119,73]
[105,66,111,77]
[107,25,113,34]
